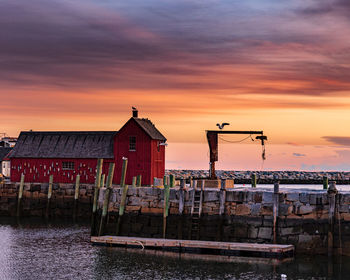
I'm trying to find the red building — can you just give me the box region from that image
[9,109,166,185]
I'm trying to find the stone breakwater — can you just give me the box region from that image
[166,170,350,184]
[1,182,350,255]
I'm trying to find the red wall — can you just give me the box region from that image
[151,140,165,182]
[10,158,113,184]
[10,118,166,185]
[115,119,153,185]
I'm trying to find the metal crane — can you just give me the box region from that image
[206,129,267,179]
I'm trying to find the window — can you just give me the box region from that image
[62,161,75,170]
[129,136,136,151]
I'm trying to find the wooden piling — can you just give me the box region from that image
[16,173,25,217]
[136,174,142,187]
[328,181,337,257]
[98,163,115,236]
[178,178,185,239]
[91,158,103,236]
[323,176,328,190]
[273,182,280,244]
[179,179,185,215]
[116,158,128,235]
[251,173,257,188]
[73,175,80,221]
[163,175,169,187]
[217,179,226,241]
[132,176,137,188]
[163,175,171,238]
[101,174,106,188]
[45,175,53,219]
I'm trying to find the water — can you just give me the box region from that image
[0,219,350,280]
[235,184,350,192]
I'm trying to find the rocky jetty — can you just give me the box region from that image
[166,170,350,184]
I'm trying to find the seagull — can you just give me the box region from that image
[132,106,137,110]
[216,123,230,130]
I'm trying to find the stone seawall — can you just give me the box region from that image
[1,182,350,255]
[0,183,93,218]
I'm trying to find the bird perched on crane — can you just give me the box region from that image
[216,123,230,130]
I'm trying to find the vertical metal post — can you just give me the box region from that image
[132,176,137,188]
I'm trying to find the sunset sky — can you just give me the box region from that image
[1,0,350,171]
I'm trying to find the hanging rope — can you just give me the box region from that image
[260,142,266,171]
[218,135,253,143]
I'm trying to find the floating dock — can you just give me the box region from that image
[91,236,294,258]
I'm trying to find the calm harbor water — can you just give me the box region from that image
[235,184,350,192]
[0,218,350,280]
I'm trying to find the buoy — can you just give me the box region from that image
[281,274,287,280]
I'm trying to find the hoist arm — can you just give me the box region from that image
[206,130,267,179]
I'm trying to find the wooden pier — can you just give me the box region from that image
[91,236,294,258]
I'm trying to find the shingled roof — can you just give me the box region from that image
[9,131,116,159]
[133,118,166,141]
[0,147,12,161]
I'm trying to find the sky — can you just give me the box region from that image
[1,0,350,171]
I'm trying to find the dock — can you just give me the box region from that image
[91,236,294,258]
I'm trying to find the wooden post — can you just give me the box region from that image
[132,176,137,188]
[116,158,128,235]
[179,179,185,215]
[178,179,185,239]
[219,179,226,215]
[16,173,25,217]
[91,158,103,236]
[251,173,257,188]
[217,179,226,241]
[273,182,279,244]
[73,175,80,221]
[101,174,106,188]
[46,175,53,219]
[136,174,142,187]
[98,163,115,236]
[163,176,170,238]
[169,174,175,188]
[323,176,328,190]
[163,175,169,187]
[328,181,338,257]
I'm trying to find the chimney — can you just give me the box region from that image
[132,107,138,118]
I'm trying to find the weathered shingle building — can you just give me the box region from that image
[9,110,166,185]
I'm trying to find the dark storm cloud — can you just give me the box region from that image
[0,0,350,98]
[296,0,350,17]
[322,136,350,146]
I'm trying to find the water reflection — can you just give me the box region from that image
[0,218,349,280]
